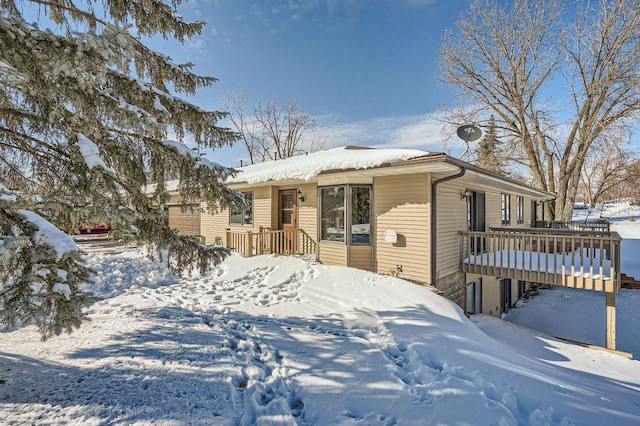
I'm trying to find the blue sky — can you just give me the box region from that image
[149,0,472,166]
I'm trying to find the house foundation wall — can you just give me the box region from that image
[436,271,466,309]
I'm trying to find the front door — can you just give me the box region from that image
[278,190,298,253]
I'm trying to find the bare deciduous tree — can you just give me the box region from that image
[222,92,324,164]
[221,91,260,165]
[440,0,640,220]
[579,133,637,207]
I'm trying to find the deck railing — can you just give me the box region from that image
[534,220,610,232]
[460,228,621,293]
[225,228,317,259]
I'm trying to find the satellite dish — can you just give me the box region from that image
[456,125,482,142]
[456,124,482,161]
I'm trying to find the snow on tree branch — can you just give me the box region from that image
[0,0,241,339]
[17,210,79,261]
[77,134,115,174]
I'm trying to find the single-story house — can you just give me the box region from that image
[166,146,623,350]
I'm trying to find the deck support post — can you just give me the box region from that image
[605,292,616,350]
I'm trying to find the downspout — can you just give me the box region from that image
[430,166,466,288]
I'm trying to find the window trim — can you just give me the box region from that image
[318,184,372,245]
[229,191,253,226]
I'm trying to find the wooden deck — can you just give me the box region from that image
[460,228,622,293]
[460,227,622,350]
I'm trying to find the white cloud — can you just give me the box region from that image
[316,112,454,154]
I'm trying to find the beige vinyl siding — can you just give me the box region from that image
[374,174,430,283]
[525,198,534,226]
[319,242,346,266]
[485,191,503,229]
[466,273,483,284]
[348,245,373,271]
[200,208,226,246]
[167,205,200,237]
[297,183,317,240]
[481,276,501,316]
[200,186,272,245]
[167,194,183,204]
[435,180,468,279]
[252,187,273,230]
[437,181,543,276]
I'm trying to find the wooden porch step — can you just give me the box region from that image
[621,273,640,289]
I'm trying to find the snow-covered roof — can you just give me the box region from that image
[226,146,430,184]
[144,179,180,195]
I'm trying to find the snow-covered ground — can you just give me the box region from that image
[503,200,640,360]
[1,202,640,424]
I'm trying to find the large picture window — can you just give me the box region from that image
[230,192,253,225]
[320,185,371,245]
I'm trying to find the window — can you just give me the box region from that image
[501,193,511,225]
[320,187,345,241]
[501,278,512,313]
[350,186,371,244]
[466,278,482,314]
[517,196,525,224]
[319,185,371,245]
[229,192,253,225]
[517,280,527,298]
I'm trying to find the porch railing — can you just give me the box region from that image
[225,228,317,259]
[534,220,610,232]
[460,228,621,293]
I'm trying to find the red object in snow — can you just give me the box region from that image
[78,223,111,234]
